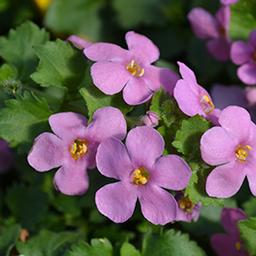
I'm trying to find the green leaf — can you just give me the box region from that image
[172,115,210,160]
[0,21,49,80]
[16,230,81,256]
[120,242,141,256]
[142,229,206,256]
[0,224,21,256]
[243,197,256,217]
[5,184,49,229]
[45,0,104,40]
[31,39,87,89]
[0,91,52,148]
[238,217,256,255]
[67,239,113,256]
[230,0,256,40]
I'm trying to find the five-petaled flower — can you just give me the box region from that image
[28,107,126,196]
[188,6,231,61]
[95,126,191,225]
[174,62,220,124]
[201,106,256,198]
[83,31,179,105]
[231,30,256,85]
[211,208,248,256]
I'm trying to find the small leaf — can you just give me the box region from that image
[120,242,141,256]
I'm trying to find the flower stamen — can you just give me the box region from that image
[178,197,194,213]
[126,60,145,77]
[70,139,88,160]
[235,241,241,251]
[200,95,215,114]
[131,167,149,185]
[235,145,252,162]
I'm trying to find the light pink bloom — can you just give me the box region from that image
[221,0,238,5]
[188,6,231,61]
[28,107,126,196]
[201,106,256,198]
[141,111,159,128]
[67,35,93,49]
[95,126,191,224]
[83,31,179,105]
[174,62,220,124]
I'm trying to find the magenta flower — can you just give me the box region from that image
[175,193,201,222]
[83,31,179,105]
[68,35,93,50]
[231,31,256,85]
[201,106,256,198]
[188,6,231,61]
[28,107,126,196]
[211,208,248,256]
[245,87,256,106]
[0,139,13,173]
[95,126,191,224]
[221,0,238,5]
[141,111,159,128]
[174,62,220,124]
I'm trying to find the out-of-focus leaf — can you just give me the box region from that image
[120,242,141,256]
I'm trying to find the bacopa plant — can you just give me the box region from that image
[0,0,256,255]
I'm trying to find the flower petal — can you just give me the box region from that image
[177,62,198,87]
[139,185,177,224]
[54,162,89,195]
[221,0,238,5]
[84,42,129,62]
[125,31,159,64]
[152,155,191,190]
[96,138,133,180]
[249,30,256,47]
[206,162,246,198]
[200,127,237,166]
[188,8,219,39]
[231,41,253,65]
[123,78,153,105]
[28,133,64,172]
[95,182,137,223]
[49,112,87,142]
[207,38,231,61]
[90,62,130,95]
[68,35,93,49]
[126,126,164,168]
[219,106,251,142]
[238,63,256,85]
[215,6,230,31]
[245,157,256,196]
[86,106,127,142]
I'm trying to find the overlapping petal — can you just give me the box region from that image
[238,63,256,85]
[231,41,253,65]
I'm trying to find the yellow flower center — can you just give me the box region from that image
[178,197,194,213]
[70,139,88,160]
[235,241,241,251]
[235,145,252,162]
[200,95,215,114]
[126,60,145,77]
[131,167,149,185]
[34,0,52,12]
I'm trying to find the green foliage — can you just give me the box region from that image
[230,0,256,40]
[120,242,141,256]
[31,39,87,90]
[142,229,206,256]
[0,91,52,148]
[243,197,256,217]
[0,21,49,81]
[238,217,256,255]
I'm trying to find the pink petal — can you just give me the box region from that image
[67,35,93,49]
[90,62,130,95]
[139,185,177,224]
[28,133,64,172]
[49,112,87,142]
[206,162,246,198]
[54,162,89,195]
[219,106,251,142]
[249,30,256,47]
[86,107,127,142]
[207,38,231,61]
[221,0,238,5]
[126,126,164,168]
[231,41,253,65]
[152,155,191,190]
[159,68,179,96]
[96,138,133,180]
[245,158,256,196]
[188,8,219,39]
[123,78,153,105]
[84,42,129,62]
[238,63,256,85]
[215,6,230,31]
[95,182,137,223]
[177,62,198,87]
[200,127,237,166]
[125,31,159,64]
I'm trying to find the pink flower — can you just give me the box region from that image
[0,139,13,173]
[211,208,248,256]
[188,6,231,61]
[95,126,192,224]
[83,31,179,105]
[221,0,238,5]
[174,62,220,124]
[67,35,93,50]
[245,87,256,106]
[231,30,256,85]
[28,107,126,196]
[141,111,159,128]
[201,106,256,198]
